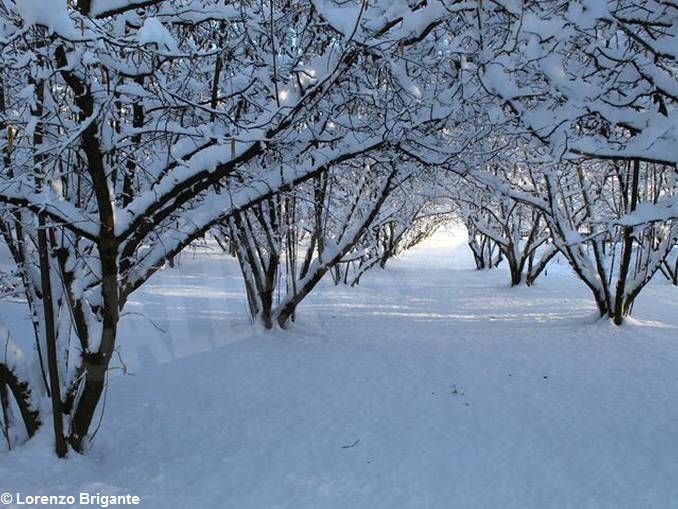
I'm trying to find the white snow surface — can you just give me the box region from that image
[14,0,79,38]
[137,18,178,53]
[2,229,678,508]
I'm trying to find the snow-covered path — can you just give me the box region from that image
[2,230,678,509]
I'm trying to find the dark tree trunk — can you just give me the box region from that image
[37,217,67,457]
[0,363,40,439]
[612,159,640,325]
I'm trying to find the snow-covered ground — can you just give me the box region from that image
[2,229,678,509]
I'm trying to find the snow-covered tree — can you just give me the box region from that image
[0,0,480,454]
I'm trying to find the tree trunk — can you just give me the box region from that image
[37,216,67,457]
[0,363,40,439]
